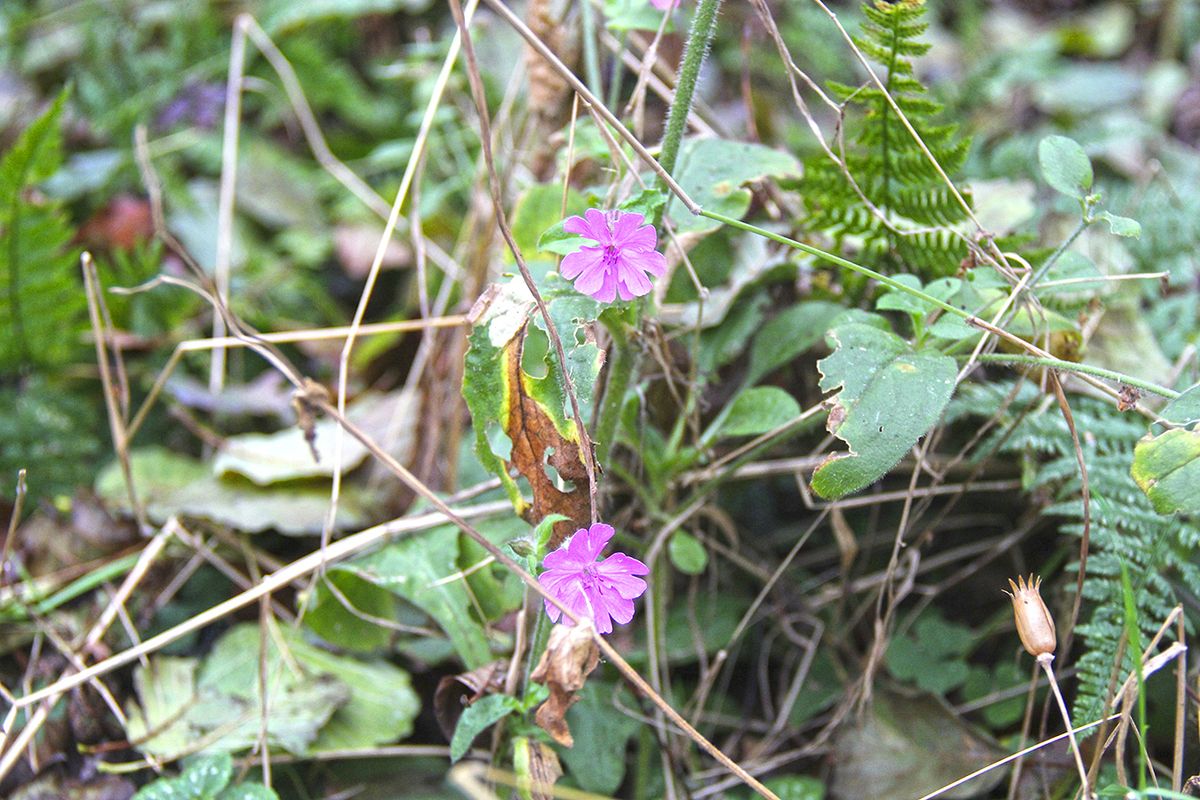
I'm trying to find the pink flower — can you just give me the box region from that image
[649,0,679,9]
[539,523,650,634]
[560,209,667,303]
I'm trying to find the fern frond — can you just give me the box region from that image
[0,91,86,372]
[802,0,971,277]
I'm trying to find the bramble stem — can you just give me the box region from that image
[657,0,723,183]
[1039,655,1093,799]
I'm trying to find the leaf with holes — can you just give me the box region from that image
[1131,428,1200,514]
[811,323,957,500]
[463,278,603,546]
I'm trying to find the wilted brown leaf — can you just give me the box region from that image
[530,623,599,747]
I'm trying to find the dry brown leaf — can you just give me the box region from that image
[529,623,599,747]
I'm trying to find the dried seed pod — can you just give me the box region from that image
[1004,574,1057,659]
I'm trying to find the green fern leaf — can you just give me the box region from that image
[802,0,971,276]
[0,90,86,371]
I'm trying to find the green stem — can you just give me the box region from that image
[1029,217,1091,287]
[606,31,627,112]
[580,0,603,98]
[656,0,722,186]
[971,353,1179,399]
[698,208,968,319]
[521,599,552,695]
[596,317,634,467]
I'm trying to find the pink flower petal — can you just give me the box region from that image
[560,246,603,280]
[582,523,616,557]
[558,208,665,303]
[617,262,654,297]
[623,248,667,277]
[603,594,636,625]
[538,522,646,633]
[610,211,645,242]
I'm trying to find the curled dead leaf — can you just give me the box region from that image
[530,623,599,747]
[433,660,508,741]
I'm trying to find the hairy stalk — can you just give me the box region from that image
[971,354,1179,399]
[657,0,723,183]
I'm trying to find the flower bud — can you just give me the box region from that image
[1005,575,1057,659]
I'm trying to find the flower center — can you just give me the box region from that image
[601,245,620,267]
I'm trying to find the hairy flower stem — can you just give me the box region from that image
[972,354,1179,399]
[656,0,723,187]
[1039,654,1092,798]
[595,315,635,467]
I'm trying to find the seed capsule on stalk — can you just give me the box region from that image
[1005,574,1057,659]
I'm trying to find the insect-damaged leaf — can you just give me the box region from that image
[463,279,602,547]
[811,323,956,500]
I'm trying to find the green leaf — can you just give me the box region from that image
[875,274,929,316]
[604,0,675,32]
[811,324,957,499]
[304,571,397,653]
[332,523,492,667]
[0,89,69,195]
[745,301,843,385]
[1038,135,1093,200]
[133,754,235,800]
[450,694,515,762]
[713,386,801,439]
[962,663,1026,728]
[666,138,801,234]
[556,682,640,794]
[1131,428,1200,514]
[886,613,974,695]
[200,623,419,753]
[124,657,200,759]
[0,377,103,504]
[618,188,667,220]
[264,0,427,33]
[511,184,586,260]
[763,776,825,800]
[1097,210,1141,238]
[217,786,279,800]
[213,392,414,485]
[1159,383,1200,428]
[96,447,372,535]
[176,756,234,799]
[668,531,708,575]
